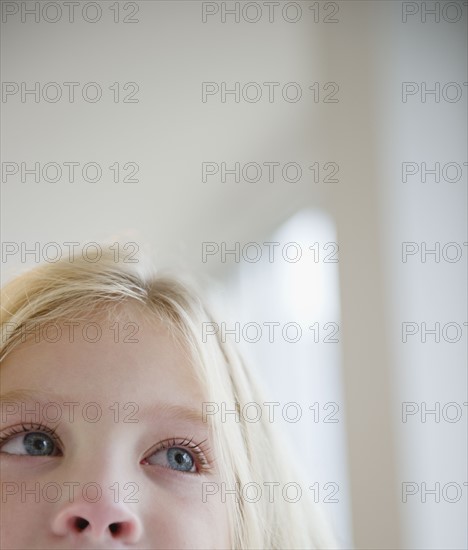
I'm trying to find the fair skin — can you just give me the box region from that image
[0,307,231,550]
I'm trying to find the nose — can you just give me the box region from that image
[51,501,143,544]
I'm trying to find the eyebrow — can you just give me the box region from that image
[0,389,207,425]
[0,389,61,405]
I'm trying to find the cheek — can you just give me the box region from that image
[142,482,231,550]
[0,457,52,548]
[0,499,50,550]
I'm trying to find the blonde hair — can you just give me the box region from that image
[0,248,337,549]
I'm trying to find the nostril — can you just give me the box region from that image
[69,517,125,537]
[109,522,122,536]
[74,517,90,532]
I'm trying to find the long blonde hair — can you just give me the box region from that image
[0,247,337,549]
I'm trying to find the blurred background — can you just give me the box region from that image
[1,1,467,548]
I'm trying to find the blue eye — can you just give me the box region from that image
[0,428,60,457]
[23,432,56,455]
[145,446,196,473]
[167,447,195,472]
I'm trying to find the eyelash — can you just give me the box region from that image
[0,425,211,474]
[0,422,62,453]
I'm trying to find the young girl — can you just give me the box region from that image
[0,247,337,549]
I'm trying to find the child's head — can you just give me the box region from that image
[1,249,336,549]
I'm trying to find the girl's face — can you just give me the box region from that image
[0,309,231,549]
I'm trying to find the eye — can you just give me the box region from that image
[0,425,61,457]
[145,446,196,473]
[141,438,210,474]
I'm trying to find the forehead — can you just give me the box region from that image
[0,306,205,410]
